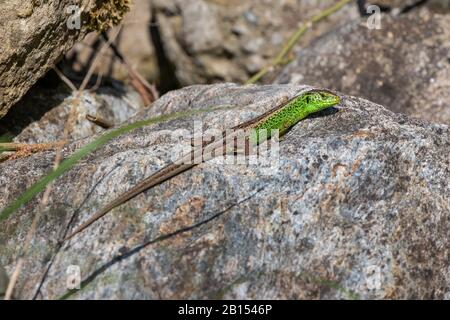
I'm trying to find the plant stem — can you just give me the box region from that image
[245,0,352,85]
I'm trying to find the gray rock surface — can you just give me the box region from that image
[0,0,130,118]
[0,74,144,143]
[14,83,144,144]
[153,0,359,85]
[0,84,448,299]
[276,12,450,125]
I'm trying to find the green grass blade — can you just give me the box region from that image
[0,105,236,222]
[0,133,13,153]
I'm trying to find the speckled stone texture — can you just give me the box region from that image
[0,84,448,299]
[276,12,450,125]
[0,0,129,118]
[0,74,144,143]
[14,84,144,144]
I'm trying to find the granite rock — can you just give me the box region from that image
[0,84,448,299]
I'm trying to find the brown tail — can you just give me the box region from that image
[63,163,195,242]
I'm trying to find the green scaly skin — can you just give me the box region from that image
[252,90,340,144]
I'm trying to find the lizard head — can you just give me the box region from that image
[302,90,340,113]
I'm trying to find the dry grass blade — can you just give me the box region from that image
[101,31,159,104]
[0,141,66,161]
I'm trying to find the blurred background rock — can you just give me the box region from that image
[62,0,450,90]
[63,0,361,90]
[65,0,158,88]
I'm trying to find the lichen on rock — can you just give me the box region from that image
[87,0,131,32]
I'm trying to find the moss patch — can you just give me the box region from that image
[87,0,131,32]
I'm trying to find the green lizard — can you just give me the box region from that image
[63,89,340,241]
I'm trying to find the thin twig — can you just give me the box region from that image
[86,114,113,129]
[80,26,124,91]
[89,72,104,92]
[53,67,78,92]
[101,31,159,104]
[0,141,66,161]
[4,144,65,299]
[0,142,66,152]
[245,0,352,85]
